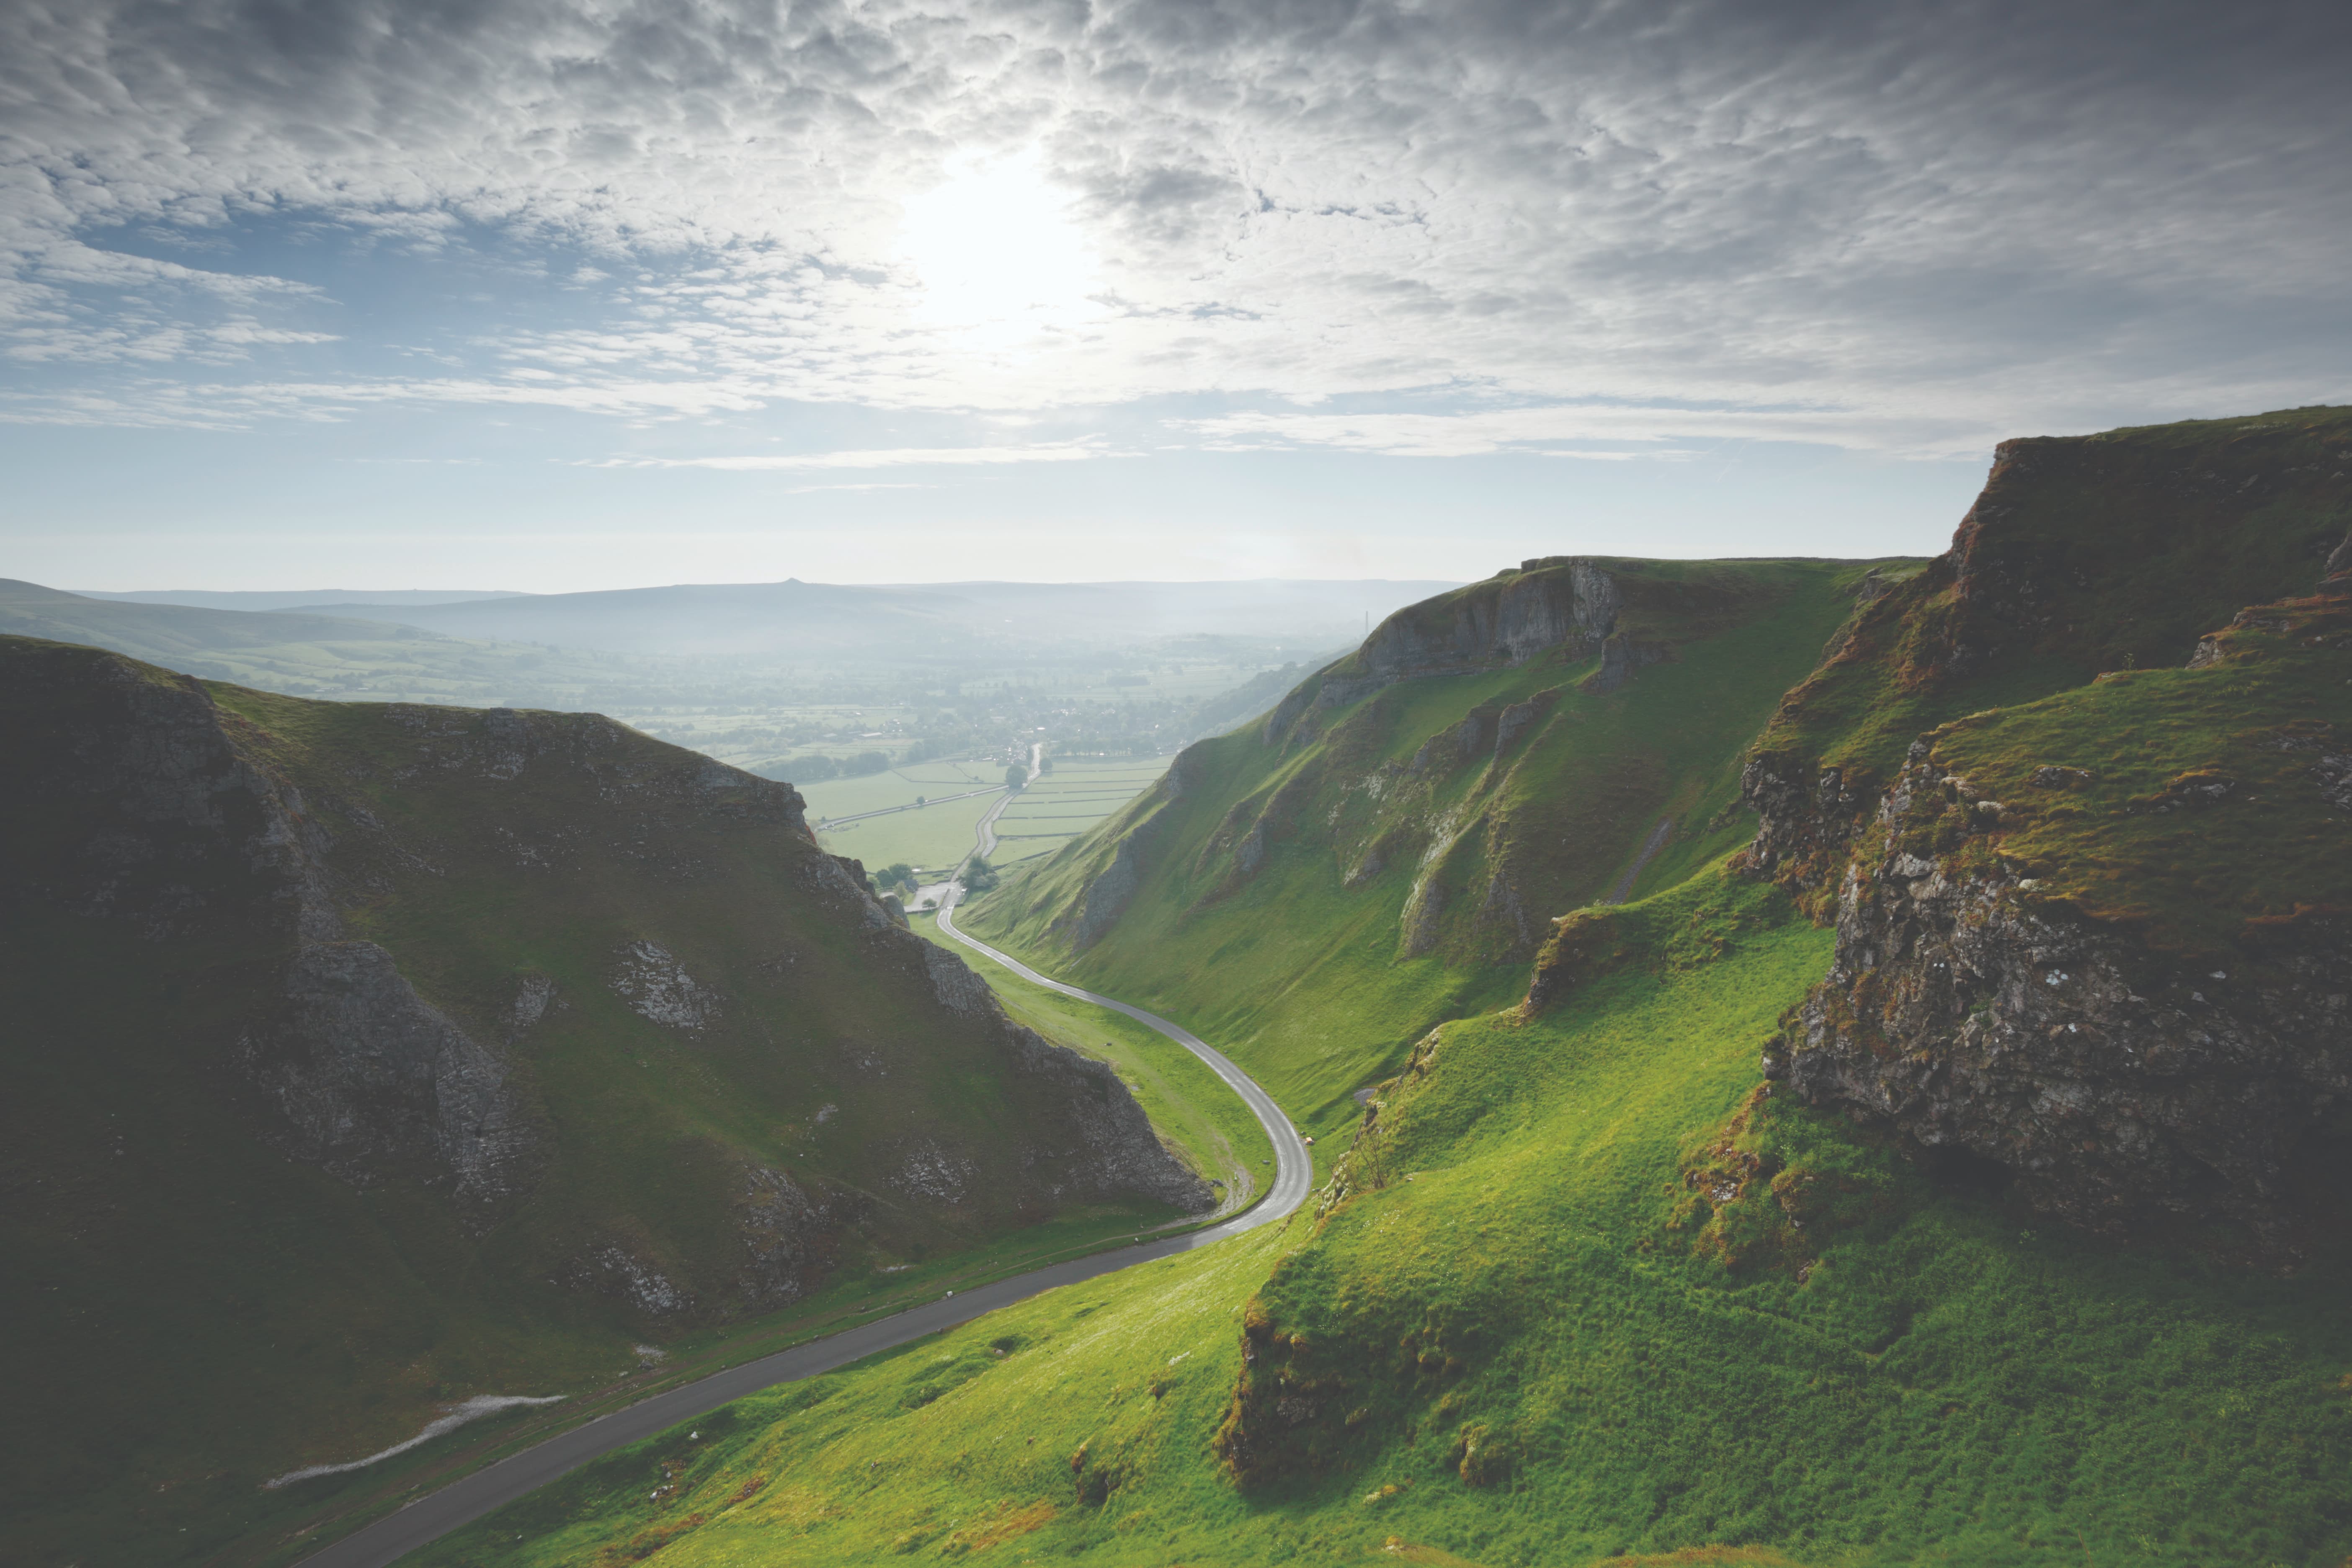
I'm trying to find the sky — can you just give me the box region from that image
[3,0,2348,591]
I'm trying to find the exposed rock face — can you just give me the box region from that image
[1772,754,2352,1242]
[250,941,536,1207]
[905,926,1212,1212]
[1004,1026,1215,1212]
[919,938,996,1014]
[1351,559,1620,678]
[1742,412,2352,1246]
[892,1138,980,1202]
[611,939,723,1030]
[569,1244,693,1320]
[1579,632,1670,694]
[1068,812,1165,947]
[9,640,541,1209]
[1257,559,1624,745]
[1745,412,2352,902]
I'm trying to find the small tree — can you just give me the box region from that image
[880,862,916,895]
[962,856,1000,893]
[1005,763,1029,789]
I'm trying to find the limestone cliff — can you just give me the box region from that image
[1741,405,2352,1248]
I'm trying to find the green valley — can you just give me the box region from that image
[393,406,2352,1568]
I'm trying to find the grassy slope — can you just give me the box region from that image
[1222,871,2352,1566]
[966,560,1875,1139]
[414,493,2352,1568]
[69,431,2352,1568]
[424,869,2352,1568]
[1754,406,2352,799]
[0,653,1201,1567]
[1904,587,2352,964]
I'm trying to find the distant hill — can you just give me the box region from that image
[0,576,434,654]
[0,578,650,708]
[315,578,1459,660]
[0,640,1206,1563]
[70,588,528,611]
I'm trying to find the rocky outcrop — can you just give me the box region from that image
[8,640,541,1209]
[611,939,723,1030]
[1770,751,2351,1245]
[1352,559,1620,678]
[247,941,536,1208]
[737,1164,827,1306]
[1741,412,2352,1248]
[919,937,997,1015]
[1005,1026,1215,1212]
[1258,560,1625,748]
[1743,410,2352,904]
[1578,632,1670,694]
[1067,802,1187,947]
[8,634,1217,1303]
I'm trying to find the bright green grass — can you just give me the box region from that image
[1212,867,2352,1566]
[421,866,2352,1567]
[968,563,1866,1144]
[908,911,1275,1205]
[1916,597,2352,962]
[411,1226,1300,1568]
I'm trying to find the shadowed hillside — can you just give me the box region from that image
[0,637,1205,1565]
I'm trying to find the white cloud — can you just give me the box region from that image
[1176,403,2004,461]
[592,442,1118,471]
[2,1,2347,441]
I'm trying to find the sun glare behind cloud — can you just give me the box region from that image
[895,151,1101,340]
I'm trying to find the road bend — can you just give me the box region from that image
[297,879,1309,1568]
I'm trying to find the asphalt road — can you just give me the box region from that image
[297,865,1309,1568]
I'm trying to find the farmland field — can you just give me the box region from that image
[805,760,1010,874]
[796,758,1005,821]
[988,756,1173,862]
[816,794,1000,873]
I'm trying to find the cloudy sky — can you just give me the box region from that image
[3,0,2347,590]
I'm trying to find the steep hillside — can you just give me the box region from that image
[0,637,1206,1565]
[1742,406,2352,1248]
[1743,405,2352,898]
[417,867,2352,1568]
[965,556,1898,1124]
[428,407,2352,1568]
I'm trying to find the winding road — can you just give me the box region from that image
[298,807,1309,1568]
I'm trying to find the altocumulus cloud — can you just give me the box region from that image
[2,0,2347,455]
